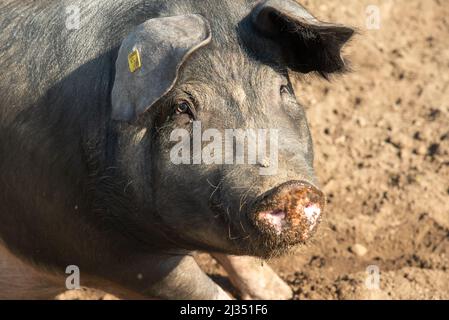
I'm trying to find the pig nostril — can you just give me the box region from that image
[304,204,322,230]
[258,210,287,235]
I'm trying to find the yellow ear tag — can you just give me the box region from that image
[128,49,142,73]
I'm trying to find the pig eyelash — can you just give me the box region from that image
[180,90,199,118]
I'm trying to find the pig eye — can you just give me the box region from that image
[280,85,292,95]
[175,101,192,115]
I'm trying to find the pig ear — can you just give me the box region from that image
[251,0,354,76]
[111,14,211,121]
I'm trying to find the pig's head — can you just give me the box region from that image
[111,0,353,258]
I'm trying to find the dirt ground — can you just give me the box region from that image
[198,0,449,300]
[60,0,448,300]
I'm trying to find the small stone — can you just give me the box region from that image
[258,158,270,168]
[350,244,368,257]
[357,117,367,127]
[335,135,347,144]
[416,144,428,155]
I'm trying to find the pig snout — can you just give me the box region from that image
[251,181,325,243]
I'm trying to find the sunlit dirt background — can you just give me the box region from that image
[60,0,448,300]
[196,0,449,300]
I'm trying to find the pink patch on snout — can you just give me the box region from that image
[258,210,287,235]
[304,204,321,231]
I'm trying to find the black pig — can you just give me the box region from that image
[0,0,353,299]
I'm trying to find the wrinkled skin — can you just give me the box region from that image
[0,0,352,299]
[152,55,317,257]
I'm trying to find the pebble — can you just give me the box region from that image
[335,135,347,144]
[351,244,368,257]
[416,144,428,155]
